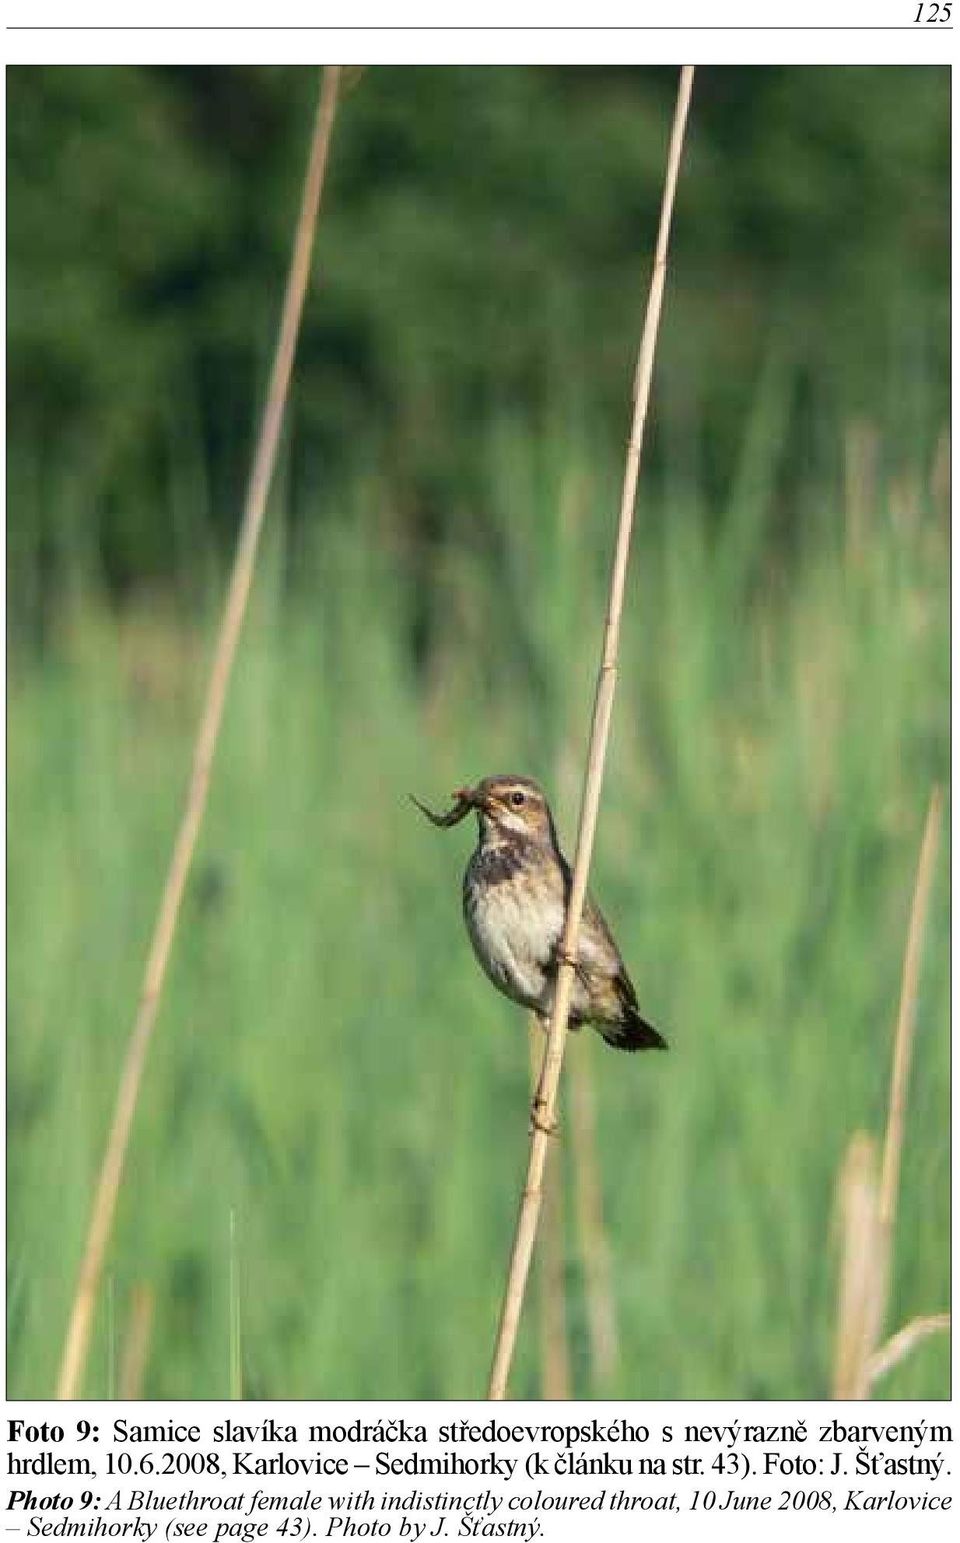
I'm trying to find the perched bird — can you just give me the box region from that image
[413,773,666,1053]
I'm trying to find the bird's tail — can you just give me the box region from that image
[599,1010,668,1052]
[599,970,668,1051]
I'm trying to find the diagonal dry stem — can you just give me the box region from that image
[487,66,695,1400]
[832,785,944,1399]
[867,1312,950,1387]
[857,783,945,1389]
[528,1019,571,1398]
[569,1040,620,1390]
[878,785,943,1231]
[555,744,620,1390]
[55,66,342,1400]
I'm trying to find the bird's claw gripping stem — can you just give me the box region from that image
[529,1096,559,1137]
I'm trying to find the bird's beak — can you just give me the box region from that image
[455,785,492,814]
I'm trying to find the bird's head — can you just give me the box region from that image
[455,774,555,846]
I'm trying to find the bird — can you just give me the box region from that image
[412,773,666,1054]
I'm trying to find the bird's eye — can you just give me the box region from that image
[510,790,526,808]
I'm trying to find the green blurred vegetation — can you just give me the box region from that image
[8,428,949,1398]
[6,66,949,1398]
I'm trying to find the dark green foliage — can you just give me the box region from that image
[7,66,949,629]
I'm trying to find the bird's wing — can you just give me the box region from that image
[556,849,625,973]
[556,848,667,1050]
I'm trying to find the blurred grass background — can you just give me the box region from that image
[6,65,949,1399]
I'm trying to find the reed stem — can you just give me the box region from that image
[529,1020,571,1398]
[55,67,342,1400]
[878,785,943,1231]
[832,785,944,1398]
[570,1040,619,1390]
[487,65,694,1400]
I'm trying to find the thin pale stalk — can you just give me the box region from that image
[569,1041,619,1390]
[529,1021,571,1399]
[831,787,943,1400]
[55,66,342,1400]
[487,66,695,1401]
[856,784,944,1386]
[867,1313,950,1389]
[831,1131,882,1399]
[557,746,619,1390]
[878,785,943,1229]
[118,1285,155,1400]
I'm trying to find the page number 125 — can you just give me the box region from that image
[915,2,951,18]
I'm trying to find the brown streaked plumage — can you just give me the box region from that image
[413,773,666,1052]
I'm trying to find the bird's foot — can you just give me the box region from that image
[529,1095,559,1137]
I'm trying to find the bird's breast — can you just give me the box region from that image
[462,842,565,1012]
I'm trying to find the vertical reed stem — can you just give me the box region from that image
[487,66,694,1400]
[55,66,342,1400]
